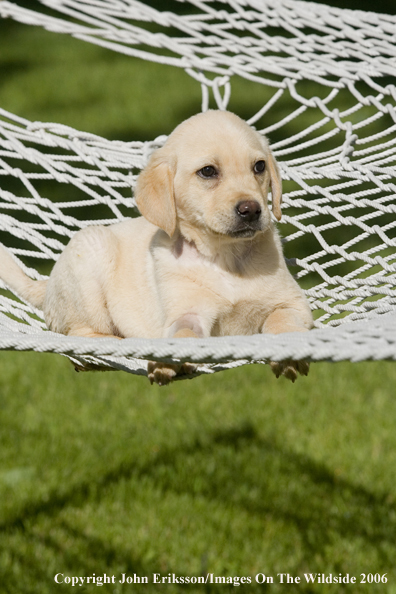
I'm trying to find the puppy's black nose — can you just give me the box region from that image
[236,200,261,222]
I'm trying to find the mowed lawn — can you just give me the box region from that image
[1,353,396,593]
[1,11,396,594]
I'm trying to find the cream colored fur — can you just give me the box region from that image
[0,111,313,384]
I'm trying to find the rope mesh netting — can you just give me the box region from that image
[0,0,395,376]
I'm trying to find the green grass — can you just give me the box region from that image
[1,8,396,593]
[0,21,200,141]
[0,21,278,141]
[1,352,396,593]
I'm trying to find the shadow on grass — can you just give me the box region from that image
[1,423,394,591]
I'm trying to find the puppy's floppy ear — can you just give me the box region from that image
[256,131,283,221]
[267,150,282,221]
[135,150,177,237]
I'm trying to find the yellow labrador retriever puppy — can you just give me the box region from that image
[0,111,313,385]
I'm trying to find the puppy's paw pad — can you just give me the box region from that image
[148,369,176,386]
[270,359,310,382]
[147,361,197,385]
[179,362,197,376]
[147,362,178,386]
[296,360,310,376]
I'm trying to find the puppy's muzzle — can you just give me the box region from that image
[230,200,262,237]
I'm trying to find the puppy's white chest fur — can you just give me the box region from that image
[153,231,286,337]
[171,234,244,300]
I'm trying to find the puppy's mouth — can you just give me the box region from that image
[228,218,263,238]
[228,225,261,238]
[208,220,263,240]
[211,225,263,239]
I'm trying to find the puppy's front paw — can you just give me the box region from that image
[270,359,310,382]
[147,361,197,386]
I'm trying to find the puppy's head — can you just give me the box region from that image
[135,111,282,241]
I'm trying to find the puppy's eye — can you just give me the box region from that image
[254,160,266,174]
[197,165,217,179]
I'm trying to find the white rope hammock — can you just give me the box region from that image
[0,0,395,378]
